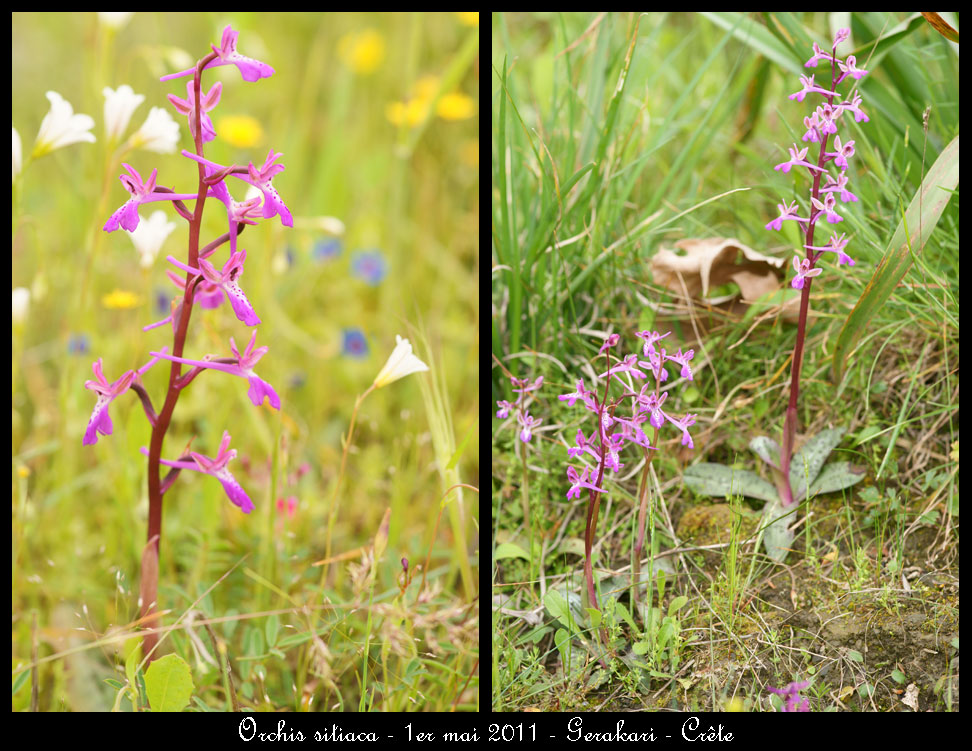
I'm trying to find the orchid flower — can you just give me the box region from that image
[166,249,260,326]
[160,25,275,83]
[83,350,167,445]
[103,163,198,233]
[149,330,280,410]
[167,80,222,143]
[141,431,254,513]
[181,149,292,228]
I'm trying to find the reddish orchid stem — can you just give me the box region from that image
[140,50,218,661]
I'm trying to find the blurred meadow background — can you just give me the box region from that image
[13,12,479,711]
[492,12,957,711]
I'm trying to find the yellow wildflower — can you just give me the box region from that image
[436,92,475,120]
[217,114,263,148]
[455,12,479,26]
[337,29,386,75]
[102,289,140,309]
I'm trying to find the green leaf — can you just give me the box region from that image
[637,307,657,334]
[847,648,864,663]
[749,436,781,469]
[586,607,602,629]
[544,589,576,633]
[790,428,846,502]
[265,614,280,648]
[554,628,571,663]
[494,541,530,561]
[144,653,194,712]
[698,12,804,75]
[667,595,689,617]
[632,641,650,656]
[807,461,867,497]
[683,463,780,503]
[761,497,796,563]
[833,133,959,383]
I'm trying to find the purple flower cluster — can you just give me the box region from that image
[765,27,869,287]
[496,374,543,443]
[559,330,697,500]
[766,680,811,712]
[84,25,289,514]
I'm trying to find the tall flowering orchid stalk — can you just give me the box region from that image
[766,27,868,508]
[683,27,867,562]
[559,332,696,620]
[84,25,289,661]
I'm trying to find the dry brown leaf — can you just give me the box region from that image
[650,237,808,323]
[651,237,784,299]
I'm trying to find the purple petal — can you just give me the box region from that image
[216,470,254,513]
[83,396,113,445]
[224,281,261,326]
[247,375,280,410]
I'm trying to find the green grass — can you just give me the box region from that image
[492,11,958,712]
[12,12,479,712]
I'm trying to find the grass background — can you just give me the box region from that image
[13,12,479,711]
[492,11,958,711]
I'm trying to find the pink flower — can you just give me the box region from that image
[765,199,809,231]
[667,348,695,380]
[566,465,606,500]
[182,149,292,228]
[805,233,855,266]
[828,135,856,170]
[634,329,669,356]
[83,351,166,445]
[788,74,839,103]
[559,379,594,409]
[167,80,222,143]
[810,192,843,224]
[518,412,542,443]
[791,256,823,290]
[803,41,831,68]
[820,172,858,203]
[145,431,254,513]
[166,249,261,326]
[837,55,868,83]
[160,25,274,83]
[103,163,198,232]
[150,330,280,410]
[774,144,826,174]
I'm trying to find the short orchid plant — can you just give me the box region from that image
[494,366,544,580]
[683,27,867,561]
[559,331,697,621]
[83,25,288,661]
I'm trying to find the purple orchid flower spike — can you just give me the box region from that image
[167,80,222,143]
[149,329,280,410]
[167,249,261,326]
[103,164,199,233]
[142,431,254,513]
[160,25,275,83]
[83,350,167,445]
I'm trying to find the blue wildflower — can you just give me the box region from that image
[350,249,387,286]
[313,237,342,262]
[342,328,369,359]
